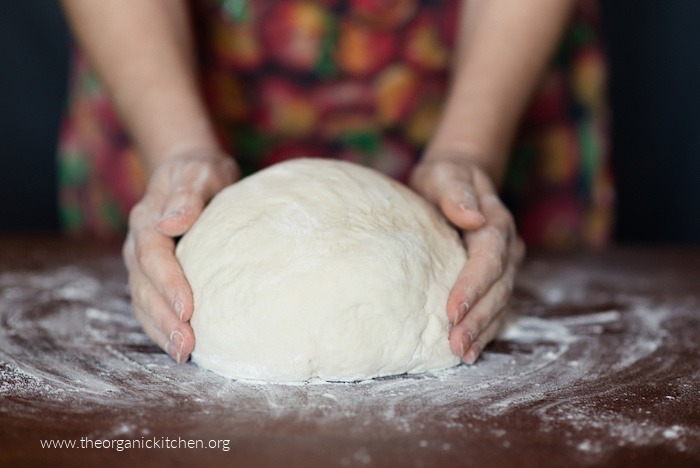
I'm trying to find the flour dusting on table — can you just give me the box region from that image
[1,254,698,465]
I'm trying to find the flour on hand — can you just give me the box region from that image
[176,159,465,382]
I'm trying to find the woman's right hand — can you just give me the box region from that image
[122,149,239,363]
[410,155,525,364]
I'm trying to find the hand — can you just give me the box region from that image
[410,156,525,364]
[122,149,239,363]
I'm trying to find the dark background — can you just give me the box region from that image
[0,1,67,233]
[603,1,700,244]
[1,1,698,243]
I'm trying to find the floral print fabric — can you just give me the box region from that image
[57,0,612,248]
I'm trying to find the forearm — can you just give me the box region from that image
[61,0,220,171]
[426,0,576,185]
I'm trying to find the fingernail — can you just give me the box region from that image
[461,332,473,357]
[458,202,472,212]
[164,340,181,363]
[167,330,185,363]
[173,299,185,321]
[161,208,184,221]
[453,303,469,326]
[459,203,486,224]
[464,340,480,365]
[170,330,184,353]
[464,349,478,365]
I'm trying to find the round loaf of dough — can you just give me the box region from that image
[176,159,465,382]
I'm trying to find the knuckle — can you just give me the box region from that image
[490,216,512,240]
[480,224,503,241]
[128,276,147,307]
[128,202,150,227]
[465,308,490,335]
[134,239,157,268]
[480,248,505,279]
[491,255,506,280]
[493,280,513,304]
[122,236,135,269]
[470,316,488,336]
[493,308,509,329]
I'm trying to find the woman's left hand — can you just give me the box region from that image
[410,156,525,364]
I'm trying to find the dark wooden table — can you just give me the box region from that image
[0,237,698,467]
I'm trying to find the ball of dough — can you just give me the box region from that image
[176,159,465,382]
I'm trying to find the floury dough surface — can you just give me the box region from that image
[176,159,465,382]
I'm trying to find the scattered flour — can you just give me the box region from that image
[0,256,698,464]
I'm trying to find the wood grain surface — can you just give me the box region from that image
[0,237,698,467]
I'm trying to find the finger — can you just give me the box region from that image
[134,302,194,364]
[129,268,195,362]
[158,188,207,237]
[410,161,485,230]
[448,191,517,324]
[446,226,508,325]
[462,309,509,365]
[448,258,517,358]
[158,157,238,236]
[439,187,486,231]
[132,219,194,323]
[127,192,195,324]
